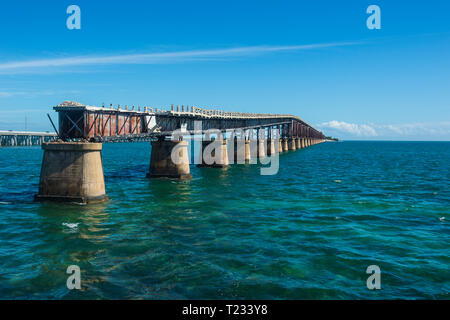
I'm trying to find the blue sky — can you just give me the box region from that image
[0,0,449,140]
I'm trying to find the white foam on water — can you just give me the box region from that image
[71,202,86,206]
[334,180,342,183]
[0,202,11,205]
[62,222,79,229]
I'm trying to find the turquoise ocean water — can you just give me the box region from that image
[0,141,448,299]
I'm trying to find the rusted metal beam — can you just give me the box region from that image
[53,101,327,141]
[65,114,84,135]
[47,114,60,138]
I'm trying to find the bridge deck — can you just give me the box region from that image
[53,101,325,142]
[0,131,57,147]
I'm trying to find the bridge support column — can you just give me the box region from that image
[257,138,266,158]
[302,138,306,148]
[266,138,277,156]
[296,137,302,149]
[288,138,296,151]
[233,137,251,164]
[244,139,251,162]
[282,138,289,152]
[35,142,108,204]
[278,139,284,154]
[198,139,229,168]
[147,139,191,179]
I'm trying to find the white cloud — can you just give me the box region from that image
[0,89,80,98]
[318,120,450,140]
[0,42,359,74]
[0,91,27,97]
[377,122,450,136]
[318,120,377,137]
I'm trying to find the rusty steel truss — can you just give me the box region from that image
[52,101,326,142]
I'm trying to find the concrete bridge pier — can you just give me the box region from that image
[255,128,266,158]
[233,136,251,164]
[288,138,297,151]
[278,139,284,154]
[296,137,302,149]
[198,138,229,168]
[266,138,277,156]
[35,142,108,204]
[244,139,251,162]
[257,138,266,158]
[147,137,191,179]
[282,138,289,152]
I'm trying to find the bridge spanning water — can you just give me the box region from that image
[35,101,327,204]
[0,131,57,147]
[54,101,325,142]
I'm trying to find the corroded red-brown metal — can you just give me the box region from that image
[117,114,125,135]
[134,116,141,134]
[103,114,111,137]
[88,113,96,137]
[130,116,136,134]
[56,103,326,141]
[110,114,116,136]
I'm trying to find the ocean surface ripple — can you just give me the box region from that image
[0,141,448,299]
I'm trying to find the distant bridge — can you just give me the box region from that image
[0,130,57,147]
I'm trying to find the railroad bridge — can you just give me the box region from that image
[36,101,327,204]
[0,131,56,147]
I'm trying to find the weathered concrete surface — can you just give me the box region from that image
[244,139,251,162]
[278,139,284,154]
[266,138,277,156]
[282,139,289,152]
[288,138,297,151]
[198,139,229,168]
[147,139,192,179]
[296,137,302,149]
[35,142,108,204]
[232,137,251,164]
[257,139,266,158]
